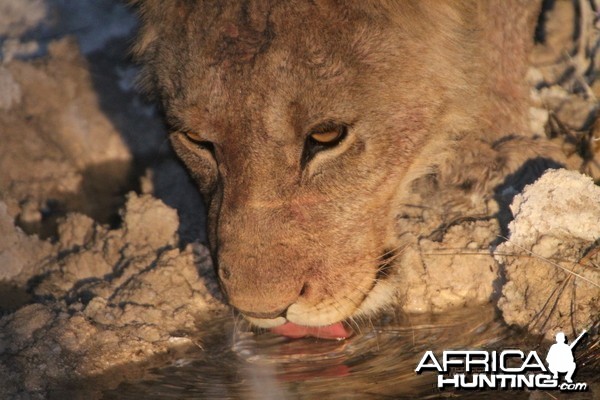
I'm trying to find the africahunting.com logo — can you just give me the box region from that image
[415,330,588,392]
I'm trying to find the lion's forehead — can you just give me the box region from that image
[160,0,463,149]
[167,2,396,118]
[193,1,389,66]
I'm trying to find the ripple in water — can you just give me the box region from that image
[100,305,598,399]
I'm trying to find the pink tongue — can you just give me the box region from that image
[270,322,351,340]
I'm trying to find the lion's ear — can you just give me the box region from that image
[129,0,192,95]
[128,0,165,58]
[128,0,167,96]
[129,0,198,100]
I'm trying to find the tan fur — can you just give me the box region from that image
[132,0,565,327]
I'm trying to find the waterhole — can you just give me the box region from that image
[96,305,597,399]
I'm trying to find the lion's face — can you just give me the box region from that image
[135,0,480,331]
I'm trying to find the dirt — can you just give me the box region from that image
[0,38,132,239]
[0,0,598,397]
[497,169,600,340]
[0,192,227,396]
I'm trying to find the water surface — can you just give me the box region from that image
[100,305,598,399]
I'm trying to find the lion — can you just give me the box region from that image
[131,0,566,338]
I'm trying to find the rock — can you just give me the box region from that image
[0,37,132,236]
[0,65,21,110]
[0,0,47,38]
[497,169,600,340]
[121,193,179,250]
[397,220,500,313]
[0,195,226,395]
[0,201,53,283]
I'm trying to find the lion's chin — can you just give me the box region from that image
[242,279,395,339]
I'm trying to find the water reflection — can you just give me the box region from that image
[102,305,597,399]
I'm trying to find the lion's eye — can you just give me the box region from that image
[183,131,216,155]
[309,129,343,144]
[308,124,347,145]
[184,130,204,144]
[302,123,348,167]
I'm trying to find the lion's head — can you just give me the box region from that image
[132,0,537,337]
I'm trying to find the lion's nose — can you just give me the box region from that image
[218,260,309,318]
[216,243,310,316]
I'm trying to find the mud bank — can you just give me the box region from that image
[498,169,600,340]
[0,193,226,396]
[389,169,600,343]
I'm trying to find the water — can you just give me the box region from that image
[96,305,598,399]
